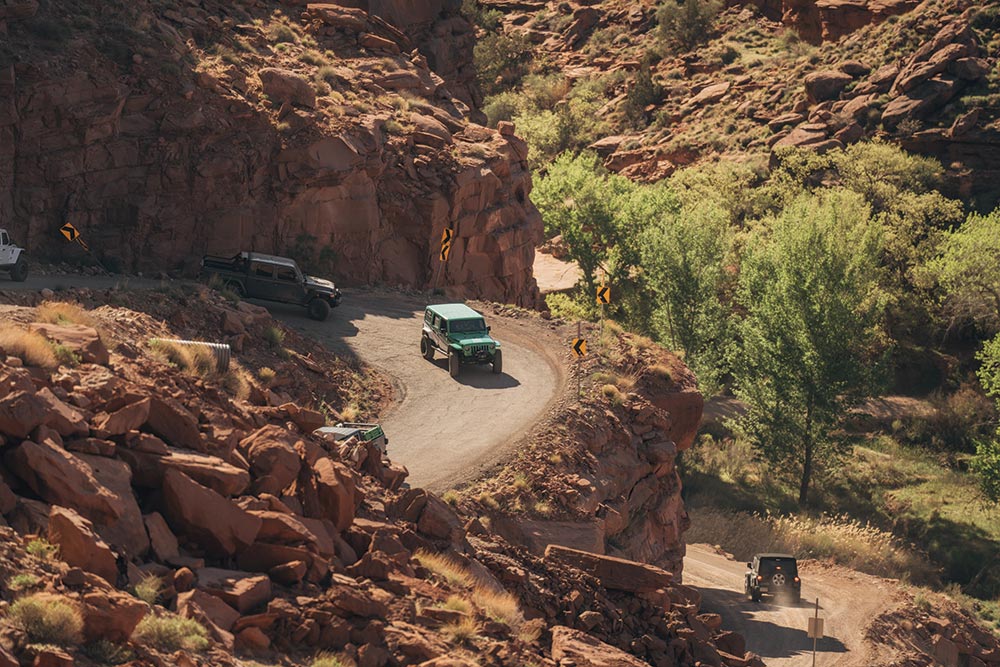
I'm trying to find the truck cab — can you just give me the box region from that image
[0,229,28,282]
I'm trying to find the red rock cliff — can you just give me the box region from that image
[0,0,541,307]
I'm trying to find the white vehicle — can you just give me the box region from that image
[0,229,27,282]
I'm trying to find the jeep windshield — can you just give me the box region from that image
[449,318,487,333]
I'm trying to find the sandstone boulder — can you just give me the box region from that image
[804,70,853,103]
[259,68,315,108]
[144,512,179,562]
[80,589,147,642]
[37,388,88,437]
[48,506,118,585]
[7,440,121,524]
[177,589,240,632]
[162,469,261,557]
[417,494,464,543]
[241,425,303,495]
[28,323,109,365]
[0,390,50,438]
[550,626,648,666]
[197,567,272,613]
[77,453,149,558]
[146,396,202,450]
[313,458,357,532]
[544,545,673,594]
[92,397,150,436]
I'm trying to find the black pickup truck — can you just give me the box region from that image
[201,252,342,321]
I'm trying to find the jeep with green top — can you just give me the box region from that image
[420,303,502,378]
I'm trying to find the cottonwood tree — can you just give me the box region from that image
[927,210,1000,334]
[633,185,733,391]
[732,192,889,505]
[974,333,1000,503]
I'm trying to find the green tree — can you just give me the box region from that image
[927,209,1000,334]
[474,31,530,96]
[732,192,889,505]
[633,186,733,391]
[532,152,636,297]
[974,333,1000,503]
[656,0,723,51]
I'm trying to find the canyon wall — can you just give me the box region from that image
[0,0,541,307]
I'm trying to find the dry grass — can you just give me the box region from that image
[442,595,472,613]
[441,617,479,643]
[25,538,58,559]
[8,594,84,646]
[686,507,937,583]
[0,326,57,368]
[131,614,209,652]
[442,490,460,506]
[476,492,499,510]
[258,366,277,386]
[8,574,39,591]
[414,549,475,588]
[134,573,161,605]
[311,654,349,667]
[471,587,523,628]
[36,301,99,329]
[601,383,625,406]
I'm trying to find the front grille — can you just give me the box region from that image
[467,344,493,356]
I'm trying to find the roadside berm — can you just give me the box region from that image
[0,287,759,667]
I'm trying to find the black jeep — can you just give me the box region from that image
[745,553,801,603]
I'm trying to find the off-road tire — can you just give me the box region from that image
[449,350,460,378]
[751,590,761,603]
[492,349,503,374]
[308,298,330,321]
[224,280,245,297]
[10,256,27,282]
[420,335,434,360]
[772,573,786,587]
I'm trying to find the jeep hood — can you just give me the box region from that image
[305,275,338,292]
[450,333,497,346]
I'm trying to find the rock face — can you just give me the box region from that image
[48,506,119,585]
[736,0,920,43]
[0,0,542,308]
[551,626,649,667]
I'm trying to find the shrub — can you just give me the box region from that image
[301,49,326,66]
[263,326,285,350]
[312,654,347,667]
[442,595,472,613]
[267,22,297,44]
[442,490,460,506]
[51,343,81,367]
[8,594,84,646]
[83,640,134,665]
[316,65,339,86]
[8,574,39,591]
[25,538,58,559]
[134,573,162,606]
[474,31,531,96]
[656,0,723,51]
[623,66,663,128]
[0,326,57,368]
[512,474,529,491]
[601,384,624,405]
[384,119,405,135]
[132,614,209,652]
[258,366,277,385]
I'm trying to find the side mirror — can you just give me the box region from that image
[747,562,753,568]
[487,326,491,332]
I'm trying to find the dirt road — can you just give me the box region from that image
[231,290,565,491]
[684,544,902,667]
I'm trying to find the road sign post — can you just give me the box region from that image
[596,285,610,353]
[807,598,824,667]
[572,322,587,401]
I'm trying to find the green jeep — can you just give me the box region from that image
[420,303,502,378]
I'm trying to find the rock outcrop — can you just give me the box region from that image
[0,0,542,307]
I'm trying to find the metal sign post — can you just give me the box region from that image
[807,598,824,667]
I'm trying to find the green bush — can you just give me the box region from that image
[474,31,531,96]
[8,594,84,646]
[656,0,723,51]
[132,615,209,652]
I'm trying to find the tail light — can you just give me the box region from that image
[757,575,763,581]
[794,577,800,582]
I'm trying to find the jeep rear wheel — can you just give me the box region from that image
[224,280,245,297]
[492,349,503,374]
[10,256,27,282]
[308,298,330,321]
[448,350,460,378]
[420,335,434,360]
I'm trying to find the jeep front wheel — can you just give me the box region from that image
[420,336,434,360]
[307,298,330,321]
[10,256,27,282]
[492,349,503,374]
[448,350,460,378]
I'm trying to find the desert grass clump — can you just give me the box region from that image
[472,587,523,628]
[301,49,327,66]
[50,342,81,367]
[0,326,57,368]
[414,549,475,588]
[601,383,625,406]
[512,473,529,491]
[442,595,472,613]
[476,492,499,510]
[36,301,99,328]
[8,594,84,646]
[311,653,348,667]
[8,573,39,591]
[258,366,277,386]
[267,22,297,44]
[83,639,134,665]
[263,325,285,349]
[25,537,58,559]
[132,614,209,652]
[442,490,460,506]
[134,573,162,605]
[441,617,479,643]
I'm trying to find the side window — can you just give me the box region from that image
[251,262,272,278]
[0,231,7,246]
[275,266,297,282]
[439,319,448,333]
[432,315,440,329]
[424,311,433,325]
